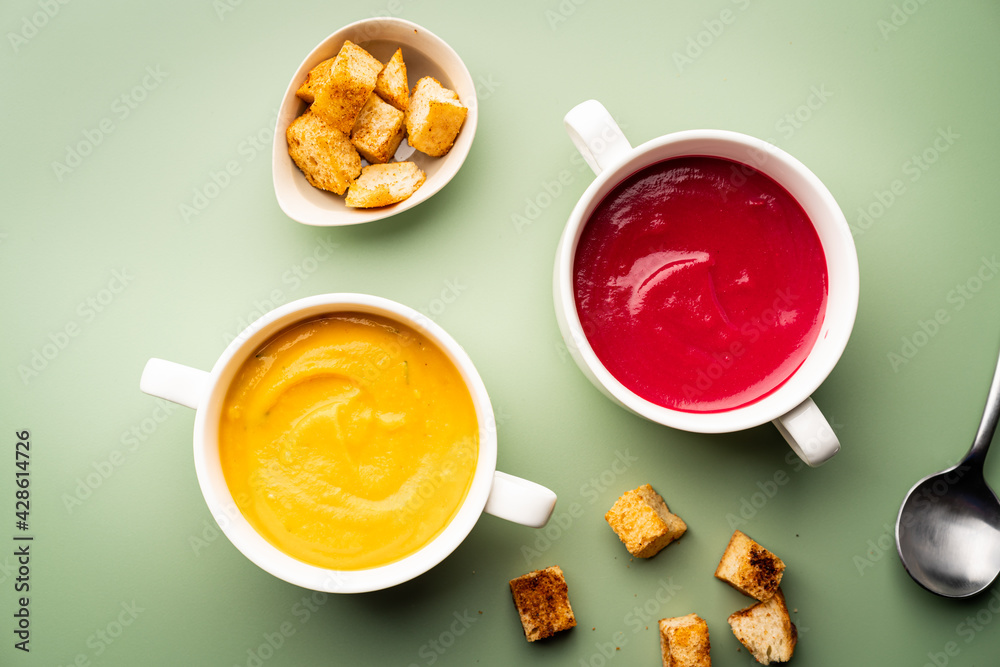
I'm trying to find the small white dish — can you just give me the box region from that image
[272,18,478,226]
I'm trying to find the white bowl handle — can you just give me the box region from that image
[773,397,840,467]
[484,471,557,528]
[140,358,211,410]
[564,99,633,176]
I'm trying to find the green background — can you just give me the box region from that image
[3,0,1000,665]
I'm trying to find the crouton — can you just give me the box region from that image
[350,94,405,164]
[714,530,785,601]
[344,161,425,208]
[659,614,711,667]
[509,565,577,642]
[286,110,361,195]
[727,589,797,664]
[295,57,334,105]
[405,76,467,157]
[375,47,409,111]
[311,41,383,134]
[605,484,687,558]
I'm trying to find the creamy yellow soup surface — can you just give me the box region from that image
[219,314,478,570]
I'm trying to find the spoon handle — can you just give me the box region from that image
[968,341,1000,467]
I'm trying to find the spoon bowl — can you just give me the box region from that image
[896,342,1000,597]
[896,463,1000,597]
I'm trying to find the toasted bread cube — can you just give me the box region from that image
[350,94,405,164]
[344,161,425,208]
[509,566,577,642]
[295,57,334,104]
[714,530,785,602]
[405,76,467,157]
[659,614,711,667]
[311,41,383,134]
[286,110,361,195]
[605,484,687,558]
[727,589,797,664]
[375,47,409,111]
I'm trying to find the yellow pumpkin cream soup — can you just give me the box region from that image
[219,314,478,570]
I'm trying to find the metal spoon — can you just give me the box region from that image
[895,343,1000,597]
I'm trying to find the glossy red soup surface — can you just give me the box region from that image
[574,156,828,413]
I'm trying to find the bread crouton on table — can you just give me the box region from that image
[509,565,577,642]
[714,530,785,601]
[659,613,711,667]
[375,47,409,111]
[350,93,405,164]
[285,110,361,196]
[311,40,383,134]
[405,76,467,157]
[344,162,425,208]
[727,588,797,665]
[605,484,687,558]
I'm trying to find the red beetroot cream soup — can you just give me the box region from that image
[573,156,828,413]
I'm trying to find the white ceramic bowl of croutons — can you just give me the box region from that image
[272,18,478,226]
